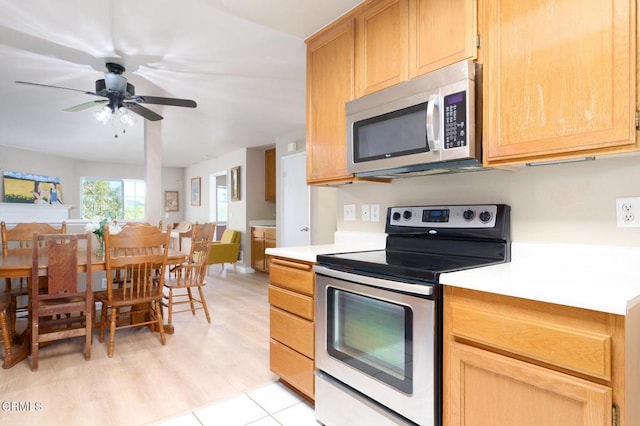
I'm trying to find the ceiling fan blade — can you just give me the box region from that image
[125,103,164,121]
[64,100,108,112]
[15,80,99,96]
[134,95,197,108]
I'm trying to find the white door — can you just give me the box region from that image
[281,152,310,247]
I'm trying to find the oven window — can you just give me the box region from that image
[327,288,413,394]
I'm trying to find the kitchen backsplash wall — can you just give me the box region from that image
[337,154,640,247]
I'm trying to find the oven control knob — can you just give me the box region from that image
[463,209,475,221]
[392,211,401,221]
[479,211,492,223]
[402,210,412,220]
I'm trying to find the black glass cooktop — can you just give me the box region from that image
[317,248,506,283]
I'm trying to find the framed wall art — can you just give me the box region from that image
[230,166,240,201]
[191,177,201,206]
[164,191,179,212]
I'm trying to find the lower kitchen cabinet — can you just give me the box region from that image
[268,256,315,400]
[443,286,629,426]
[251,226,276,273]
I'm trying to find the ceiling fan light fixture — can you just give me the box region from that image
[93,105,112,124]
[118,107,136,126]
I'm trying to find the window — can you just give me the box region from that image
[81,178,145,220]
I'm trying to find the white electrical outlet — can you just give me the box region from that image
[616,197,640,228]
[344,204,356,221]
[371,204,381,222]
[361,204,370,221]
[101,277,107,289]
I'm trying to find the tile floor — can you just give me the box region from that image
[154,382,318,426]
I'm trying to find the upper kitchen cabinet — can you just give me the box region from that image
[355,0,409,96]
[482,0,638,166]
[356,0,477,97]
[306,17,356,185]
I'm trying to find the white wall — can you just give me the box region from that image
[336,154,640,247]
[0,145,183,222]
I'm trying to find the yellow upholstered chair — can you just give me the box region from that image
[208,229,241,271]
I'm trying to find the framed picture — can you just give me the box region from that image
[191,177,201,206]
[230,166,240,201]
[164,191,179,212]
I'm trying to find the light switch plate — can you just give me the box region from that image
[371,204,381,222]
[361,204,370,221]
[344,204,356,221]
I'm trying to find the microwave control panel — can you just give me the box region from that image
[443,91,467,149]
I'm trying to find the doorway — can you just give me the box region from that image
[209,172,228,241]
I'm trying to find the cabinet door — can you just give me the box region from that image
[251,231,266,271]
[306,18,356,184]
[448,342,612,426]
[482,0,636,165]
[355,0,409,96]
[408,0,477,77]
[264,148,276,201]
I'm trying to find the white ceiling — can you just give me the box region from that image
[0,0,362,167]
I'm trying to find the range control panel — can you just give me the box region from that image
[388,205,498,228]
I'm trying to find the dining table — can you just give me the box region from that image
[0,249,188,367]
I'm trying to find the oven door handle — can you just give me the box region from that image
[313,265,434,297]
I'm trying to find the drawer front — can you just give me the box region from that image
[252,228,265,239]
[270,307,314,358]
[264,227,276,240]
[270,258,315,296]
[269,285,314,320]
[270,339,314,399]
[448,288,614,381]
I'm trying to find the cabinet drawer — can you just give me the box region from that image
[270,339,314,399]
[447,288,615,381]
[270,307,314,358]
[269,285,314,320]
[270,258,315,296]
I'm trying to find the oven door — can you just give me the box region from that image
[315,266,440,426]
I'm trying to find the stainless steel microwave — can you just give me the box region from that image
[346,60,481,178]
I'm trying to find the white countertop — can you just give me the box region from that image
[440,242,640,315]
[267,236,640,316]
[265,231,387,263]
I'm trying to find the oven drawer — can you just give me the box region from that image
[270,258,315,296]
[269,285,314,320]
[270,307,314,358]
[448,287,615,381]
[270,339,314,399]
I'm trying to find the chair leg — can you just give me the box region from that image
[198,287,211,323]
[31,315,38,371]
[99,304,107,343]
[187,288,196,315]
[85,304,92,361]
[154,300,166,345]
[108,307,117,358]
[167,289,174,327]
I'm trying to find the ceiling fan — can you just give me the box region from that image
[15,62,197,122]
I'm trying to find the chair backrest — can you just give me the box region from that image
[32,232,91,296]
[2,221,67,256]
[104,224,170,302]
[220,229,240,244]
[190,223,215,267]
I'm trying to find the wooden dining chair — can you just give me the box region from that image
[1,221,67,342]
[163,222,215,330]
[31,232,93,371]
[96,223,171,358]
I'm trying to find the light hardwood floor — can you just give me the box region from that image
[1,270,278,426]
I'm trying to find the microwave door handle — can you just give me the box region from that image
[426,95,440,151]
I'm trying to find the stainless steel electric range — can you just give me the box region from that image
[314,204,511,426]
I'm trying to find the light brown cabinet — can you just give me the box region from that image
[443,286,630,426]
[356,0,477,97]
[268,256,315,399]
[251,227,275,273]
[264,148,276,201]
[306,17,356,185]
[481,0,637,166]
